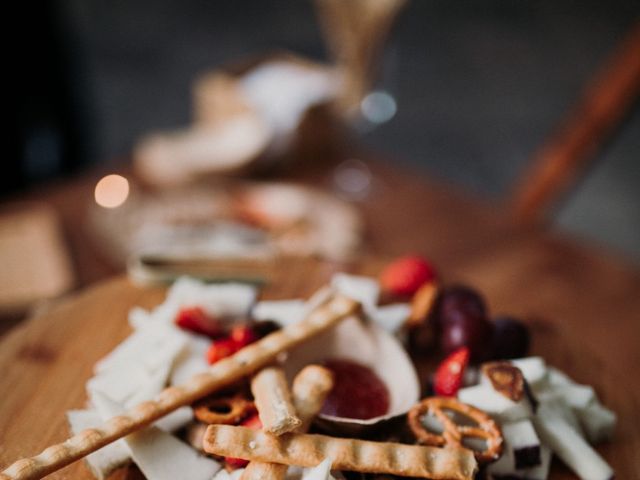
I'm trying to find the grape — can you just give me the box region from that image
[441,315,493,361]
[491,316,530,359]
[437,286,492,361]
[437,285,487,328]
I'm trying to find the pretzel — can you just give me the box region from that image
[251,367,301,435]
[193,394,255,425]
[204,425,477,480]
[0,293,360,480]
[408,397,503,463]
[240,365,334,480]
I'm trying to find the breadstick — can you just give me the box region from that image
[240,365,334,480]
[0,294,359,480]
[205,426,477,480]
[291,365,334,433]
[251,367,301,435]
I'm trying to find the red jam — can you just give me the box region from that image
[320,358,390,419]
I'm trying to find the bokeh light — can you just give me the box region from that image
[94,174,130,208]
[361,90,397,124]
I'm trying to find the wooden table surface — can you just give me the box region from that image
[1,159,639,478]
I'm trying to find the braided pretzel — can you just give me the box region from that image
[193,394,255,425]
[408,397,503,463]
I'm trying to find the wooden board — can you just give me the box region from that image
[0,259,638,479]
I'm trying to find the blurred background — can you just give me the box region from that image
[3,0,640,322]
[9,0,640,257]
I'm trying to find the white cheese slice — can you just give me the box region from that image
[458,384,533,423]
[502,420,541,469]
[169,334,210,386]
[510,357,548,389]
[533,402,614,480]
[94,325,188,375]
[546,383,596,410]
[301,458,335,480]
[87,362,153,405]
[129,306,154,330]
[521,445,551,480]
[538,397,583,435]
[92,391,221,480]
[367,303,410,333]
[330,273,379,311]
[252,299,306,326]
[213,469,245,480]
[486,445,515,477]
[162,277,258,322]
[154,406,194,432]
[578,401,617,444]
[67,409,130,480]
[546,366,573,388]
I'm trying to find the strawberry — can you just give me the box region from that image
[206,337,239,365]
[175,306,222,338]
[240,412,262,429]
[434,347,470,397]
[230,325,257,347]
[225,413,262,469]
[380,255,437,298]
[224,456,249,469]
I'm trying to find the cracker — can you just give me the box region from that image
[204,426,477,480]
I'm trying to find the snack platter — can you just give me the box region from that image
[0,257,628,480]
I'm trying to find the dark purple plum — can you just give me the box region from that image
[491,316,531,359]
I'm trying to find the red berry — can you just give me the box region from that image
[225,413,262,469]
[241,412,262,429]
[230,325,257,347]
[380,256,437,298]
[206,337,239,365]
[225,456,249,469]
[175,307,222,338]
[434,347,470,396]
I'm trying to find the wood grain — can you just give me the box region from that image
[0,255,638,479]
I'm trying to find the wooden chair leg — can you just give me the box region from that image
[510,22,640,226]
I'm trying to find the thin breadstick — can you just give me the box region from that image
[291,365,334,432]
[251,367,301,435]
[205,425,477,480]
[240,365,334,480]
[0,294,360,480]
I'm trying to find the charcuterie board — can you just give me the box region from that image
[0,257,637,479]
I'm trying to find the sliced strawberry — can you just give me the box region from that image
[380,255,437,298]
[224,456,249,469]
[225,413,263,469]
[206,337,239,365]
[434,347,470,397]
[175,306,222,338]
[241,412,262,429]
[230,325,257,348]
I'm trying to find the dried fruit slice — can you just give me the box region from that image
[482,362,526,402]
